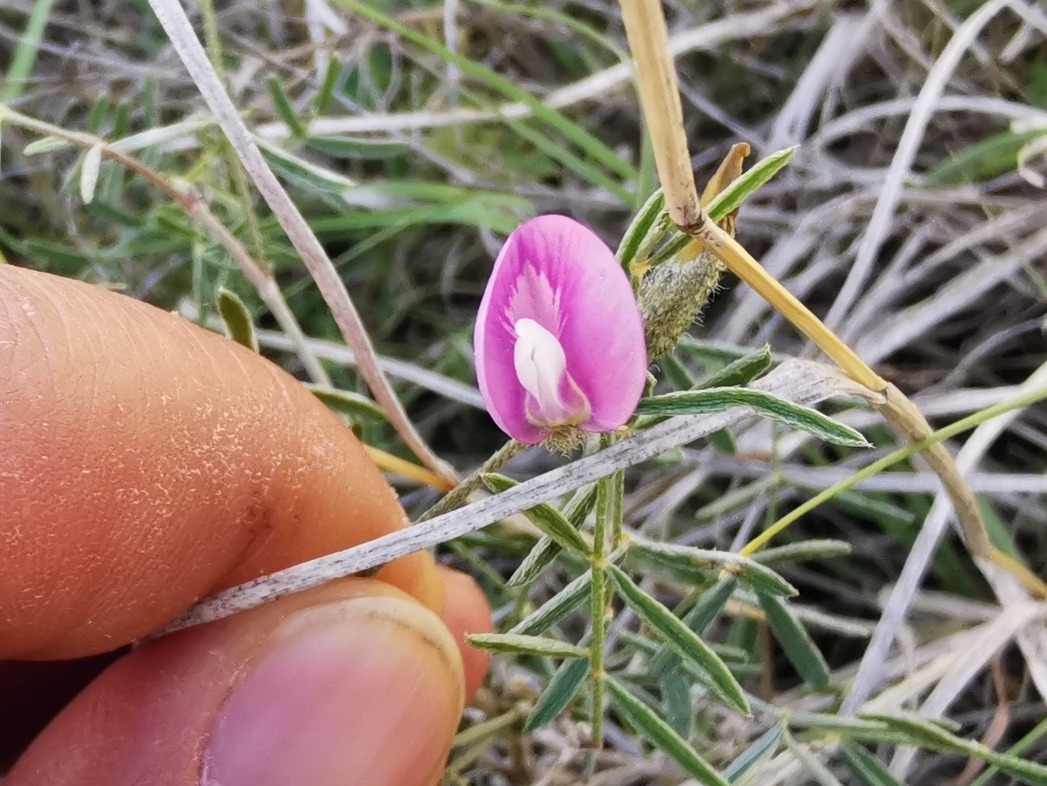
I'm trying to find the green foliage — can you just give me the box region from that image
[216,287,259,352]
[525,658,590,730]
[607,678,731,785]
[608,564,750,714]
[467,632,588,658]
[483,473,591,555]
[5,2,1047,782]
[756,592,831,690]
[925,129,1047,186]
[635,387,869,447]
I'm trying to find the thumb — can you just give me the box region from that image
[7,580,466,786]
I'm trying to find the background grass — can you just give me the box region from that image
[3,0,1047,782]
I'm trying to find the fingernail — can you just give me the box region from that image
[202,596,463,786]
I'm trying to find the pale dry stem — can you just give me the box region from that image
[145,0,459,487]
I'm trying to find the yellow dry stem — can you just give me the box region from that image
[619,0,1047,598]
[364,445,457,492]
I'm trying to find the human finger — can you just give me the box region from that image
[1,265,443,660]
[7,580,464,786]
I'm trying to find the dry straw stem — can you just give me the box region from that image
[0,104,450,493]
[145,0,458,488]
[847,360,1047,730]
[619,0,701,229]
[158,360,856,634]
[618,0,1047,598]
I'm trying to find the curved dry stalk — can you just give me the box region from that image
[845,361,1047,719]
[822,0,1013,332]
[145,0,458,487]
[618,0,1047,598]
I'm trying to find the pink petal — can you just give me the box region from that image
[548,221,646,432]
[474,215,647,443]
[474,223,546,444]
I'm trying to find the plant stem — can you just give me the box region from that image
[588,432,623,749]
[145,0,458,486]
[417,440,525,521]
[691,221,885,391]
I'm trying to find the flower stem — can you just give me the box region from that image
[588,432,624,749]
[417,439,525,521]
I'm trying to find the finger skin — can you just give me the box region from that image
[0,654,120,769]
[5,580,465,786]
[437,566,493,700]
[1,566,493,774]
[0,265,443,660]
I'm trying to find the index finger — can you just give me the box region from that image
[0,265,443,660]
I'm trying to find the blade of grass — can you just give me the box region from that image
[1,0,58,102]
[740,383,1047,556]
[334,0,637,186]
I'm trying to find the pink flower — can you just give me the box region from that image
[474,215,648,445]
